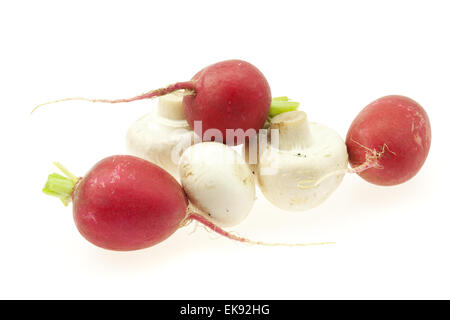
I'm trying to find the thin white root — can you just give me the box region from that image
[297,168,349,189]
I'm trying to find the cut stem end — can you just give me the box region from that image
[269,97,300,118]
[42,162,80,206]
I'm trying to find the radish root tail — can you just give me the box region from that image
[187,212,335,247]
[31,81,195,114]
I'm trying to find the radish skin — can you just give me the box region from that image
[72,156,187,251]
[346,95,431,186]
[182,60,271,145]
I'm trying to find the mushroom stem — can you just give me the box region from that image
[270,111,313,150]
[157,91,189,121]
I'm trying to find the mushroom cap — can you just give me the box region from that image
[179,142,256,227]
[258,122,348,211]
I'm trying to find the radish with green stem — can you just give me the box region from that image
[43,155,333,251]
[34,59,276,146]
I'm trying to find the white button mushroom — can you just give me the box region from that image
[179,142,256,227]
[126,92,197,178]
[250,110,348,211]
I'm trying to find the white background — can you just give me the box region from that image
[0,0,448,299]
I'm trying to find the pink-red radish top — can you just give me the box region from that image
[42,155,335,250]
[32,59,272,147]
[72,156,188,251]
[183,59,271,145]
[346,95,431,186]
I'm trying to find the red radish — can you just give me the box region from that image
[46,155,187,251]
[346,95,431,186]
[182,60,271,145]
[34,60,272,146]
[43,155,331,251]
